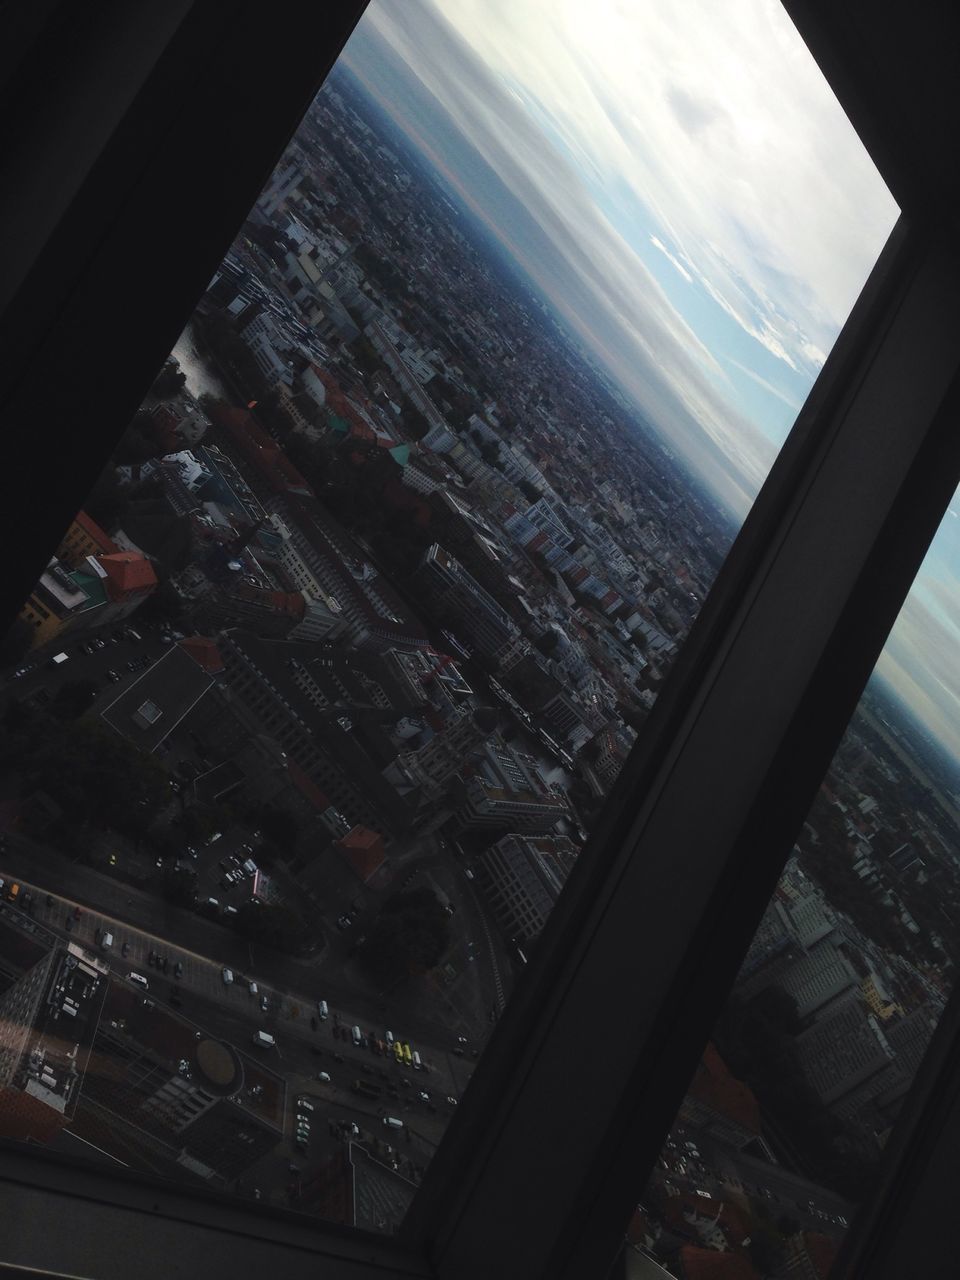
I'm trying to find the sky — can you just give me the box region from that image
[342,0,898,516]
[336,2,960,763]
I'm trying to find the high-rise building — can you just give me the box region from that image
[453,740,569,835]
[477,832,579,942]
[397,705,499,801]
[795,991,896,1107]
[413,544,524,669]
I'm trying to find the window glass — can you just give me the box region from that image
[0,0,894,1233]
[631,497,960,1276]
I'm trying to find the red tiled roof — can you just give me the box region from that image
[338,826,386,882]
[75,510,117,554]
[804,1233,839,1279]
[99,551,157,598]
[688,1043,761,1136]
[679,1246,759,1280]
[287,760,332,812]
[178,635,224,673]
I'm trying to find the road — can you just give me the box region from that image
[0,851,474,1104]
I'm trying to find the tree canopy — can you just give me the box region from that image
[358,887,451,980]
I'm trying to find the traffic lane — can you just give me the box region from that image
[3,868,470,1100]
[2,849,478,1090]
[9,631,168,701]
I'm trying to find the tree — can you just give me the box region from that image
[150,363,186,399]
[252,806,300,853]
[359,887,451,979]
[84,467,128,531]
[0,617,35,668]
[51,679,100,721]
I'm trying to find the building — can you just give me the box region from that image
[394,705,499,802]
[18,558,93,648]
[269,495,430,653]
[0,938,109,1146]
[453,740,570,835]
[100,639,218,752]
[77,979,285,1184]
[477,832,579,942]
[677,1044,764,1152]
[795,991,896,1107]
[55,510,117,568]
[218,631,427,833]
[413,544,524,669]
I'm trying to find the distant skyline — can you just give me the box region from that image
[343,0,897,516]
[337,3,960,766]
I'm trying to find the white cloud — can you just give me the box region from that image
[650,236,694,283]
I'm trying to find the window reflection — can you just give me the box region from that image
[0,0,894,1234]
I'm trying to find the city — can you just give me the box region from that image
[0,25,945,1280]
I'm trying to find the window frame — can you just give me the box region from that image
[4,3,960,1279]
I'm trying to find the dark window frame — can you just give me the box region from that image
[4,3,960,1279]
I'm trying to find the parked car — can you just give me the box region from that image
[105,669,121,683]
[221,967,234,985]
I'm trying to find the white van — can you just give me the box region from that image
[128,972,149,988]
[317,1000,328,1020]
[382,1116,404,1130]
[252,1030,275,1049]
[412,1051,422,1070]
[385,1030,395,1046]
[100,932,113,950]
[351,1025,362,1046]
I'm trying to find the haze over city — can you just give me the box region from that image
[345,0,960,766]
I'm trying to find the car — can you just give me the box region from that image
[105,669,121,682]
[221,967,234,985]
[457,1035,468,1046]
[168,778,181,793]
[418,1091,430,1102]
[249,981,258,996]
[161,957,169,974]
[148,951,157,967]
[108,853,117,866]
[126,659,138,671]
[121,941,129,957]
[336,914,352,930]
[260,994,269,1011]
[174,961,183,978]
[317,1071,331,1083]
[446,1096,458,1106]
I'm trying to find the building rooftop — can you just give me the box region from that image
[100,643,216,752]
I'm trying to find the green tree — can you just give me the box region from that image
[0,617,35,669]
[359,887,451,979]
[51,679,100,721]
[150,363,186,399]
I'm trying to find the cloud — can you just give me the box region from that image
[341,0,896,517]
[650,235,694,283]
[665,84,728,137]
[722,356,804,412]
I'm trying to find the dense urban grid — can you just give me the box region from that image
[0,63,956,1277]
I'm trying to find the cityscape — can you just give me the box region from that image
[0,10,946,1280]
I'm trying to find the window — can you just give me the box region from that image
[634,485,960,1275]
[2,2,960,1280]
